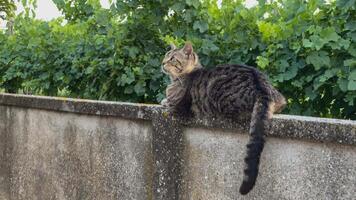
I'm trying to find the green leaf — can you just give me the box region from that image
[291,79,304,88]
[134,81,146,95]
[283,65,298,81]
[319,27,340,42]
[306,51,330,70]
[171,3,185,12]
[277,59,289,72]
[201,39,219,54]
[339,39,351,49]
[193,21,208,33]
[240,9,249,19]
[257,21,281,41]
[319,68,338,82]
[345,93,355,106]
[349,70,356,80]
[305,87,317,100]
[338,79,348,92]
[302,39,313,48]
[183,10,194,23]
[348,44,356,57]
[349,32,356,42]
[309,35,325,50]
[347,80,356,90]
[148,58,160,67]
[128,47,139,59]
[336,0,356,9]
[186,0,200,8]
[256,56,269,69]
[124,86,133,94]
[85,67,95,74]
[345,21,356,31]
[344,59,356,67]
[120,73,135,85]
[149,80,160,91]
[348,70,356,90]
[329,38,351,50]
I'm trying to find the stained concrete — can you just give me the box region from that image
[0,93,355,200]
[182,128,356,200]
[0,106,153,200]
[0,93,354,145]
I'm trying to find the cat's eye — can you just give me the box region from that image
[166,43,177,52]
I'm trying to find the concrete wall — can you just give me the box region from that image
[182,128,355,200]
[0,106,153,200]
[0,93,355,200]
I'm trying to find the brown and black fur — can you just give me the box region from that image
[161,42,286,195]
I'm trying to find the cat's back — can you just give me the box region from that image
[189,64,266,116]
[199,63,256,74]
[190,63,264,90]
[190,64,258,83]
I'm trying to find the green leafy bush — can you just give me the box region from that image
[0,0,355,119]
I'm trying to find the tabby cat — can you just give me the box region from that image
[161,42,286,195]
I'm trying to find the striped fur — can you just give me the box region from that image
[161,42,286,195]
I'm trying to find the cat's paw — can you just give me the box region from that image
[160,98,169,108]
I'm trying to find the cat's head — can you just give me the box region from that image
[162,42,201,78]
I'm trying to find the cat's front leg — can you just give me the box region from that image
[160,97,179,113]
[160,98,169,108]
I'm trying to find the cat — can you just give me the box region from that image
[161,42,286,195]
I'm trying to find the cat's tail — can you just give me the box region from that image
[239,75,271,195]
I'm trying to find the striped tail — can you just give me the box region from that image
[239,93,271,195]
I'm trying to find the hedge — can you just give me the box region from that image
[0,0,355,119]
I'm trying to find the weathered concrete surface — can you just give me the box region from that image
[0,93,355,200]
[0,93,354,145]
[182,128,356,200]
[0,106,153,200]
[151,116,184,200]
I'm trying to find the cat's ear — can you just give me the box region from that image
[183,42,193,55]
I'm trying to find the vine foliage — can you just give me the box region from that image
[0,0,355,119]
